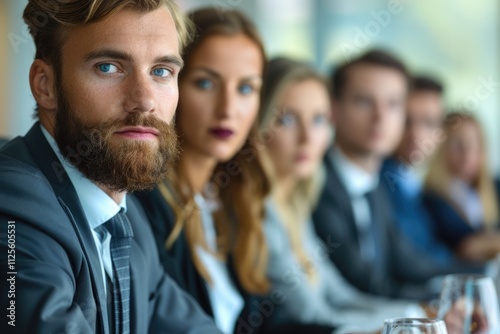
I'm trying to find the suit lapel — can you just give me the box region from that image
[369,184,389,269]
[24,124,109,334]
[324,152,360,244]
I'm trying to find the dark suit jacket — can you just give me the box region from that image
[312,151,478,300]
[0,124,220,334]
[0,137,8,149]
[423,180,500,249]
[381,158,488,275]
[135,186,336,334]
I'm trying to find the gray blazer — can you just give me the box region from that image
[264,200,423,330]
[0,137,8,149]
[0,124,220,334]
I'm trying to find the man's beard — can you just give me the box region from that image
[53,88,178,193]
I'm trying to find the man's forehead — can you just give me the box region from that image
[64,6,179,57]
[348,63,407,82]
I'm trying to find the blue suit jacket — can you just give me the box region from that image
[0,137,8,149]
[381,159,456,263]
[0,124,220,333]
[422,179,500,249]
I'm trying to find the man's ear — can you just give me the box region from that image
[29,59,57,111]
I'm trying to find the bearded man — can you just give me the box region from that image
[0,0,220,333]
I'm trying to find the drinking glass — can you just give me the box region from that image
[383,318,448,334]
[437,274,500,334]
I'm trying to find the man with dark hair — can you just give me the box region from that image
[383,75,445,254]
[392,76,444,169]
[0,1,220,333]
[330,49,410,99]
[381,75,484,271]
[313,50,468,300]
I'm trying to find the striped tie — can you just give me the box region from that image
[104,209,134,334]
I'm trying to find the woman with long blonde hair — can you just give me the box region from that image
[424,111,500,262]
[258,57,426,331]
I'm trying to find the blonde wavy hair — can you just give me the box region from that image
[424,112,499,228]
[257,57,331,283]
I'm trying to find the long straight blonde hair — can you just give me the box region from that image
[161,8,270,294]
[424,112,499,228]
[257,57,331,282]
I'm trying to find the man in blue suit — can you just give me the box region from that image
[381,76,452,263]
[381,76,484,270]
[0,1,220,333]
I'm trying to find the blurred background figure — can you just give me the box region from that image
[258,57,426,333]
[313,49,463,301]
[424,112,500,263]
[381,77,484,272]
[258,57,336,332]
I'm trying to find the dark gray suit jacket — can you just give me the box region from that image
[0,137,8,149]
[0,124,220,333]
[312,150,472,300]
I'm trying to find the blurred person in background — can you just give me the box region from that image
[136,8,333,334]
[258,57,427,333]
[381,77,484,272]
[312,50,460,301]
[423,112,500,262]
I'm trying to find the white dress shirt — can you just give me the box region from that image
[330,146,379,198]
[194,194,244,334]
[449,178,484,228]
[41,125,126,294]
[330,146,379,260]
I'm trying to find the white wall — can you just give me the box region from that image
[1,0,35,139]
[0,2,8,137]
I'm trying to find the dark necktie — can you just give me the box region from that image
[358,191,377,263]
[104,209,134,334]
[362,191,386,278]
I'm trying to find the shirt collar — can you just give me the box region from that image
[40,124,126,230]
[330,145,379,197]
[386,158,422,198]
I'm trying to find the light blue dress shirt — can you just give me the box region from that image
[40,124,126,294]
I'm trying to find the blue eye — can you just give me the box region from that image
[152,68,171,78]
[313,114,328,126]
[97,63,118,74]
[195,79,214,90]
[277,113,296,128]
[238,84,254,95]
